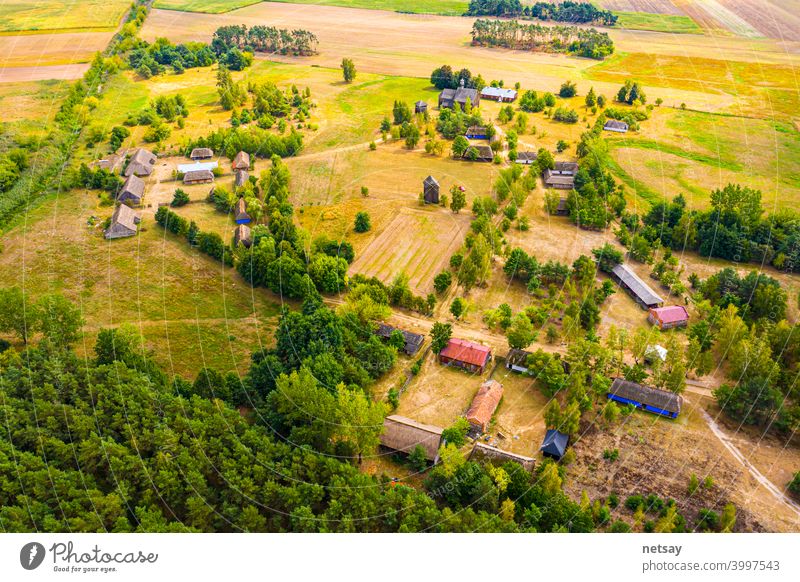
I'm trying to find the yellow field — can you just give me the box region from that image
[0,0,131,33]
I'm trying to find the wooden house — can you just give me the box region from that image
[190,147,214,160]
[375,323,425,356]
[462,144,493,163]
[117,174,144,205]
[438,80,480,110]
[234,197,251,224]
[516,151,537,165]
[480,86,517,102]
[465,126,489,140]
[233,224,252,248]
[439,338,492,373]
[123,148,156,177]
[423,175,440,204]
[469,442,535,472]
[465,379,503,433]
[603,119,629,133]
[611,264,664,309]
[540,429,569,460]
[608,378,682,419]
[505,348,533,373]
[414,100,427,114]
[183,169,214,185]
[380,415,444,462]
[232,151,250,171]
[105,204,140,239]
[648,305,689,330]
[234,169,249,188]
[543,161,579,190]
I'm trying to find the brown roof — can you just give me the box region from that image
[124,148,156,177]
[105,204,139,238]
[233,224,252,247]
[553,161,579,174]
[469,442,535,472]
[543,169,575,189]
[234,169,249,188]
[609,378,682,415]
[232,151,250,170]
[516,151,537,162]
[463,144,493,161]
[190,147,214,159]
[466,379,503,431]
[183,169,214,183]
[380,415,443,461]
[440,338,491,368]
[118,174,144,203]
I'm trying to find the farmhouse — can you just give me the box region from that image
[439,338,492,373]
[604,119,629,133]
[469,442,535,472]
[543,161,579,190]
[611,264,664,309]
[234,169,249,188]
[232,151,250,170]
[540,429,569,460]
[438,81,480,110]
[414,100,427,114]
[190,147,214,160]
[462,144,493,162]
[375,323,425,356]
[648,305,689,329]
[124,148,156,177]
[608,378,683,419]
[234,198,251,224]
[233,224,252,248]
[423,175,440,204]
[466,379,504,433]
[465,125,489,140]
[516,151,537,165]
[380,415,444,462]
[117,174,144,205]
[105,204,140,240]
[505,348,533,373]
[94,154,123,173]
[183,169,214,185]
[480,86,517,102]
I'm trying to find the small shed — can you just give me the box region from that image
[233,224,252,248]
[423,175,440,204]
[234,169,249,188]
[375,323,425,356]
[380,415,444,462]
[555,197,568,216]
[123,148,156,177]
[516,151,537,165]
[439,338,492,373]
[648,305,689,330]
[105,204,140,239]
[604,119,629,133]
[190,147,214,160]
[644,344,668,363]
[540,429,569,460]
[234,197,251,224]
[232,151,250,171]
[608,378,682,419]
[183,169,214,185]
[469,442,535,472]
[465,379,504,433]
[611,264,664,309]
[414,100,427,114]
[117,174,144,205]
[465,126,489,140]
[505,348,533,373]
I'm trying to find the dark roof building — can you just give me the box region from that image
[233,224,252,248]
[105,204,140,239]
[480,86,517,102]
[190,147,214,160]
[648,305,689,330]
[232,151,250,170]
[423,175,440,205]
[381,415,443,462]
[555,197,568,215]
[611,264,664,309]
[234,169,249,188]
[439,338,492,374]
[123,148,156,177]
[462,144,493,162]
[553,161,579,174]
[543,169,574,190]
[604,119,629,133]
[465,126,489,140]
[234,197,251,224]
[438,81,480,110]
[183,169,214,185]
[415,100,427,114]
[469,442,535,472]
[505,348,533,373]
[608,378,683,419]
[117,174,144,205]
[516,151,537,164]
[466,379,504,433]
[540,429,569,460]
[375,323,425,356]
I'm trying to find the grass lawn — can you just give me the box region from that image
[155,0,470,15]
[0,0,130,32]
[613,11,703,35]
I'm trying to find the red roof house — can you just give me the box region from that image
[647,305,689,330]
[439,338,492,374]
[465,379,504,433]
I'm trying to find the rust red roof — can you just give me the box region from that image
[440,338,491,367]
[466,379,503,430]
[649,305,689,324]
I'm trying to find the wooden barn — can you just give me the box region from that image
[234,198,251,224]
[105,204,140,240]
[117,174,144,205]
[423,175,440,204]
[232,151,250,171]
[611,264,664,309]
[233,224,252,248]
[415,100,427,114]
[505,348,533,373]
[123,148,156,177]
[375,323,425,356]
[183,169,214,185]
[540,429,569,460]
[465,379,504,433]
[648,305,689,329]
[516,151,537,165]
[462,144,493,162]
[190,147,214,160]
[469,442,535,472]
[543,161,579,190]
[234,169,249,188]
[465,125,489,140]
[480,86,517,102]
[439,338,492,373]
[380,415,444,462]
[603,119,629,133]
[608,378,683,419]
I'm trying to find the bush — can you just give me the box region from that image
[624,494,643,511]
[354,211,371,233]
[609,520,631,533]
[171,189,190,207]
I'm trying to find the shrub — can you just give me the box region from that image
[354,211,371,233]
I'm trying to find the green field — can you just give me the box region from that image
[154,0,470,15]
[613,11,704,35]
[0,0,131,32]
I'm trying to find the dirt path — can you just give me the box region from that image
[701,408,800,519]
[291,137,384,162]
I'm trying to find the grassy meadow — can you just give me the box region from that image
[613,10,704,34]
[154,0,263,13]
[0,0,131,32]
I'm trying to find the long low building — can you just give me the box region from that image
[465,379,503,433]
[611,263,664,309]
[480,86,517,102]
[439,338,492,373]
[178,161,218,174]
[608,378,682,419]
[380,415,443,462]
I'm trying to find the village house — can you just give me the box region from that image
[542,161,579,190]
[94,153,123,173]
[465,379,504,433]
[608,378,683,419]
[603,119,629,133]
[540,429,569,460]
[380,415,444,463]
[232,151,250,171]
[423,175,440,204]
[233,224,252,248]
[438,79,480,110]
[117,174,144,206]
[414,100,427,114]
[505,348,533,373]
[611,263,664,309]
[105,204,140,240]
[375,323,425,356]
[480,86,517,102]
[462,144,493,162]
[516,151,537,165]
[190,147,214,160]
[234,169,249,188]
[469,442,535,472]
[123,148,156,177]
[648,305,689,329]
[234,197,251,224]
[183,169,214,185]
[439,338,492,373]
[465,125,489,140]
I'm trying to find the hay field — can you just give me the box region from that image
[0,0,130,33]
[716,0,800,41]
[154,0,263,13]
[0,30,114,68]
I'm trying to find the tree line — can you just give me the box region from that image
[466,0,617,26]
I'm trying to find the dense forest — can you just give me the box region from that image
[470,19,614,59]
[466,1,617,26]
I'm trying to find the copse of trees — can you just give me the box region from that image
[471,19,614,60]
[211,24,318,57]
[430,65,484,90]
[466,0,617,26]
